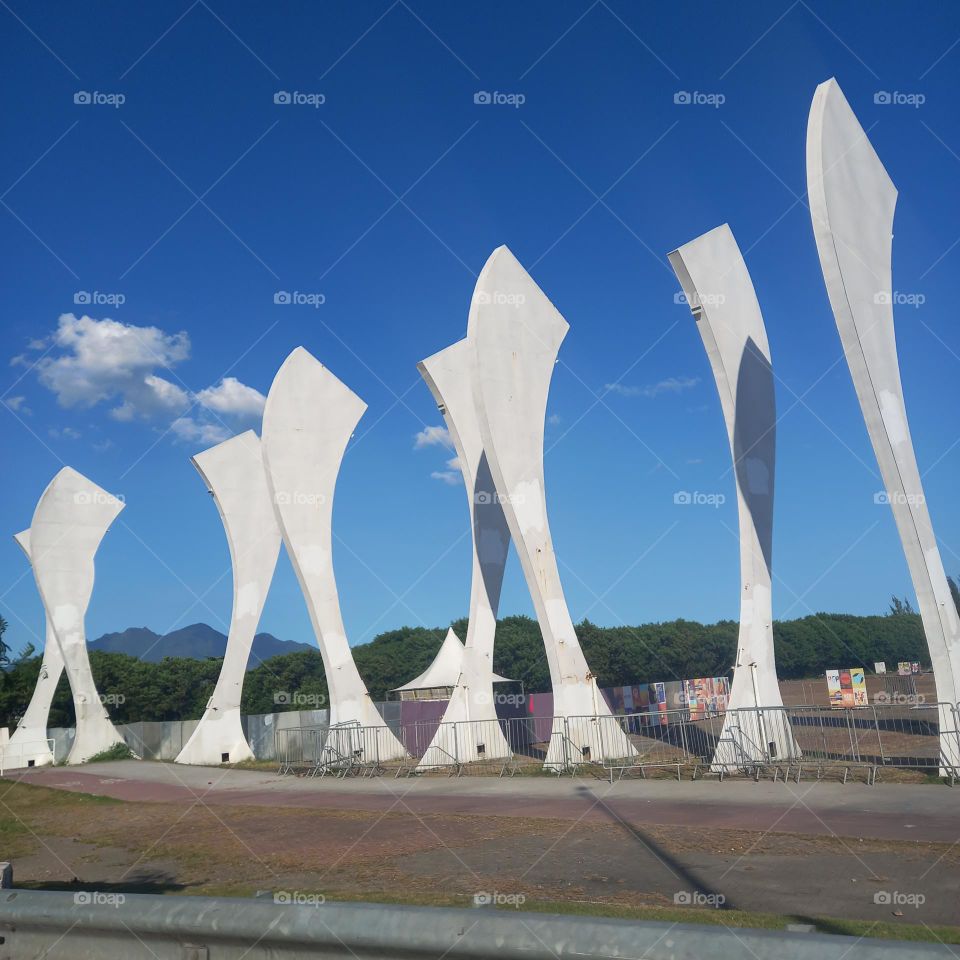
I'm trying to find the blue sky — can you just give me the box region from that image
[3,1,960,658]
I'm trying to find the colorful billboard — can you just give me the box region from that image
[826,667,868,708]
[683,676,731,720]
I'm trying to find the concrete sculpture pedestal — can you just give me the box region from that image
[669,224,798,768]
[262,348,406,760]
[4,530,62,767]
[29,468,127,764]
[176,432,282,766]
[470,246,634,769]
[807,78,960,772]
[417,339,512,769]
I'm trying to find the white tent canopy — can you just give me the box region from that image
[393,628,512,692]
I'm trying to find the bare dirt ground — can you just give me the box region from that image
[2,761,958,930]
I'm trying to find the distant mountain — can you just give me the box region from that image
[89,623,315,667]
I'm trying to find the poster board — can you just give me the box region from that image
[826,667,868,708]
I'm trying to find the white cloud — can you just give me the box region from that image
[92,439,114,453]
[431,470,461,486]
[547,413,562,426]
[49,426,81,439]
[169,417,231,445]
[4,396,30,414]
[195,377,266,418]
[23,314,265,447]
[414,424,453,449]
[604,376,699,399]
[35,313,190,410]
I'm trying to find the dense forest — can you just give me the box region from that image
[0,607,930,728]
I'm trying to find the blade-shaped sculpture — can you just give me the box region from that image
[807,78,960,771]
[176,431,282,765]
[4,530,62,767]
[669,223,799,768]
[470,246,634,769]
[416,339,512,768]
[29,467,127,763]
[262,347,406,759]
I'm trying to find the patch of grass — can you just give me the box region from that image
[0,780,120,808]
[84,742,135,763]
[247,891,960,945]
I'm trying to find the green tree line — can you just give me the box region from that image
[0,608,929,729]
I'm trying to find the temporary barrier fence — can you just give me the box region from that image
[265,703,960,784]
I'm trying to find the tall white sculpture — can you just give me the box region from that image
[261,347,406,759]
[807,78,960,771]
[4,530,62,767]
[470,246,634,768]
[176,432,282,765]
[668,224,798,767]
[29,468,127,763]
[417,339,512,767]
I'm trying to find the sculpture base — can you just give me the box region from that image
[175,707,255,765]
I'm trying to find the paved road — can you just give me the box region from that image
[10,761,959,844]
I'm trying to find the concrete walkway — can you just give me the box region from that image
[10,761,959,844]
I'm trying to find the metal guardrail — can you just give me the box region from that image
[0,890,951,959]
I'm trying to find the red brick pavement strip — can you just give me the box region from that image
[8,768,958,844]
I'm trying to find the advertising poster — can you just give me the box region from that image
[898,661,912,676]
[827,668,868,707]
[683,676,730,719]
[850,668,868,706]
[653,682,668,726]
[874,662,886,674]
[911,661,921,674]
[826,669,842,707]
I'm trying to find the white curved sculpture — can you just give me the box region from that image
[669,224,798,768]
[807,78,960,771]
[176,432,282,765]
[261,347,406,759]
[417,339,512,768]
[4,530,62,767]
[470,246,634,768]
[29,468,126,763]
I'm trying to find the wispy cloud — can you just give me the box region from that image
[604,376,699,399]
[4,395,30,414]
[414,424,453,449]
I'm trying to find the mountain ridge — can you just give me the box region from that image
[90,623,315,667]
